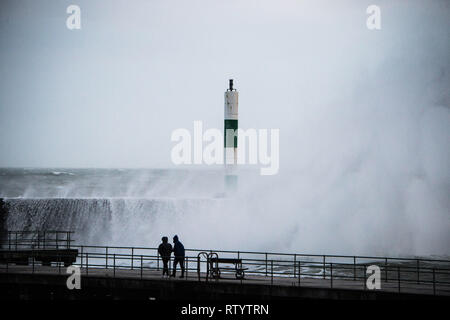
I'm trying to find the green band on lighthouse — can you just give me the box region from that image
[224,119,238,147]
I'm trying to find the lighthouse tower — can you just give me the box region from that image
[224,79,238,192]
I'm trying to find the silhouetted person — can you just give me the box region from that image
[171,235,185,278]
[158,236,173,277]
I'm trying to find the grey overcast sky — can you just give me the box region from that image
[1,0,449,255]
[0,0,449,169]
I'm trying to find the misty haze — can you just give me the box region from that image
[0,0,449,260]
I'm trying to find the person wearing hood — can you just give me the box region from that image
[171,235,185,278]
[158,236,173,277]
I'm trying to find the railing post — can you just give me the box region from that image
[58,252,61,274]
[105,247,108,269]
[80,246,84,268]
[271,260,273,285]
[363,265,366,290]
[113,254,116,278]
[197,256,201,281]
[353,256,356,280]
[323,255,326,279]
[385,258,388,282]
[265,253,268,277]
[397,266,400,293]
[140,255,143,279]
[298,261,301,286]
[131,248,134,270]
[206,255,209,283]
[432,269,436,295]
[416,259,420,284]
[330,263,333,288]
[157,249,159,271]
[294,254,297,278]
[186,257,188,279]
[86,252,89,276]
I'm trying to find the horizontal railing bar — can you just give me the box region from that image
[74,255,450,274]
[2,231,75,234]
[69,244,450,264]
[2,248,450,275]
[0,240,75,243]
[66,252,450,271]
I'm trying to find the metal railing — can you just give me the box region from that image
[1,243,449,296]
[0,231,74,250]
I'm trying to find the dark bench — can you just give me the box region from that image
[0,249,79,267]
[208,257,247,279]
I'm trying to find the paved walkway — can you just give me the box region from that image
[1,264,449,297]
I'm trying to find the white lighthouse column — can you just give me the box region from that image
[224,79,238,192]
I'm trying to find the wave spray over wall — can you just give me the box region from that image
[0,165,449,259]
[0,169,233,249]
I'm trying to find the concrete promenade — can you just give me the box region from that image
[1,264,449,300]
